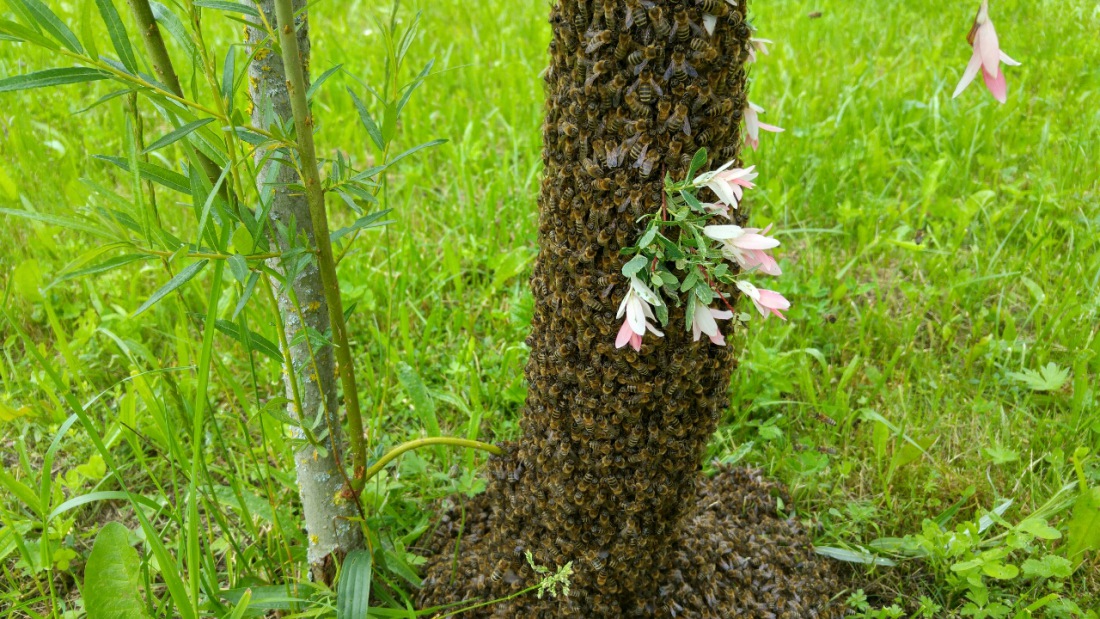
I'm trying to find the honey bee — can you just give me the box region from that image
[670,9,700,43]
[656,98,672,124]
[631,69,663,103]
[585,29,613,53]
[594,177,613,191]
[817,445,838,455]
[628,45,658,75]
[811,411,837,426]
[636,149,660,176]
[624,91,649,116]
[664,51,698,82]
[666,102,690,135]
[602,0,618,29]
[694,126,714,144]
[624,0,651,29]
[613,33,634,61]
[648,6,671,40]
[558,120,579,137]
[600,73,627,108]
[710,96,735,116]
[585,60,613,87]
[697,0,730,17]
[582,157,603,178]
[628,133,651,161]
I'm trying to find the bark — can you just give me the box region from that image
[418,1,842,616]
[247,0,362,583]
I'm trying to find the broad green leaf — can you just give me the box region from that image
[347,88,384,150]
[96,155,191,194]
[491,247,534,291]
[13,259,43,302]
[95,0,138,73]
[1065,486,1100,563]
[396,362,440,438]
[1008,362,1069,392]
[193,0,259,17]
[12,0,83,53]
[85,522,149,619]
[330,208,393,242]
[814,546,896,567]
[1021,555,1073,579]
[143,118,215,154]
[981,561,1018,580]
[0,67,110,93]
[983,446,1019,465]
[336,549,373,619]
[132,260,209,317]
[1017,517,1061,540]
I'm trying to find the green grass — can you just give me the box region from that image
[1,0,1099,616]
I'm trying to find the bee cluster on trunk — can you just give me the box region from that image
[417,1,843,616]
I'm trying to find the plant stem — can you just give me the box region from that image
[270,0,367,487]
[364,438,503,483]
[125,0,235,196]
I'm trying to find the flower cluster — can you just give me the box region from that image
[614,28,789,353]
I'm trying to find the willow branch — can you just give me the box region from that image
[365,438,504,484]
[270,0,368,489]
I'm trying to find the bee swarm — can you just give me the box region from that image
[417,1,843,616]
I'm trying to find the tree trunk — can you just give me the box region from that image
[247,0,363,584]
[419,1,842,616]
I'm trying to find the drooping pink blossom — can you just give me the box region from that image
[692,162,757,210]
[747,38,772,64]
[615,275,665,352]
[743,102,784,150]
[703,224,782,276]
[735,280,791,320]
[692,303,734,346]
[952,0,1020,104]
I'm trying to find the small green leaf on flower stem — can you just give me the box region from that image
[95,0,138,73]
[688,147,708,178]
[681,190,704,211]
[132,260,209,317]
[85,522,150,619]
[637,225,657,249]
[348,87,385,150]
[0,67,111,93]
[622,254,648,279]
[14,0,83,53]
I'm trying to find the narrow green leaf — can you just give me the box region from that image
[0,18,58,47]
[143,118,215,154]
[0,466,42,515]
[58,254,153,282]
[193,0,259,17]
[213,319,281,360]
[150,2,198,59]
[48,491,160,523]
[814,546,896,567]
[232,271,259,319]
[96,155,191,194]
[306,63,343,101]
[688,147,708,178]
[221,44,235,112]
[396,362,440,438]
[336,549,373,619]
[330,208,393,242]
[14,0,83,53]
[80,0,99,60]
[85,522,150,619]
[132,260,209,317]
[96,0,138,73]
[0,207,118,240]
[386,138,447,167]
[394,59,433,119]
[0,67,110,93]
[347,87,384,150]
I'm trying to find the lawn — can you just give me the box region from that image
[0,0,1098,616]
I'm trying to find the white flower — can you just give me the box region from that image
[615,275,664,351]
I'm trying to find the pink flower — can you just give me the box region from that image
[703,201,732,219]
[952,0,1020,104]
[703,224,782,276]
[736,280,790,320]
[747,38,772,64]
[692,303,734,346]
[744,102,784,150]
[615,275,665,352]
[692,162,757,209]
